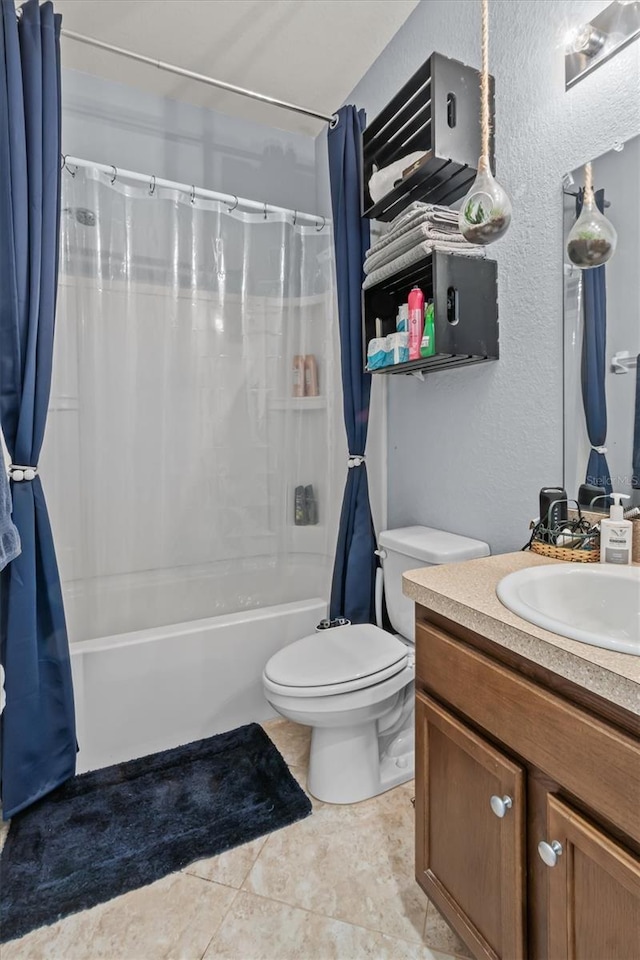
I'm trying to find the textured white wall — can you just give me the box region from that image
[324,0,640,553]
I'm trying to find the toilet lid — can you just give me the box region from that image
[264,624,408,688]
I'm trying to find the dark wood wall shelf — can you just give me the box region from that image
[363,252,498,376]
[362,53,495,222]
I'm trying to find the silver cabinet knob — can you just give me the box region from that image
[538,840,563,867]
[490,795,513,818]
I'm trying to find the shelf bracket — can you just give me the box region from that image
[611,351,638,375]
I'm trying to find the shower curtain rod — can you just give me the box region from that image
[60,29,338,126]
[62,156,330,228]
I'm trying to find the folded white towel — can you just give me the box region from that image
[388,201,459,230]
[363,241,485,290]
[366,204,460,259]
[368,153,425,204]
[364,223,473,274]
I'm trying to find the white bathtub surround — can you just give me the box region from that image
[71,598,326,773]
[43,164,342,637]
[38,164,344,774]
[62,557,329,644]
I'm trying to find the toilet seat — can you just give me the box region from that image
[263,623,408,698]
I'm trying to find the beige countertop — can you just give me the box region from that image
[403,551,640,718]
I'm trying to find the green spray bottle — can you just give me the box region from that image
[420,300,435,358]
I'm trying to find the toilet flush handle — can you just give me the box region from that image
[374,549,387,559]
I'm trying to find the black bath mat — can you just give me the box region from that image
[0,722,311,943]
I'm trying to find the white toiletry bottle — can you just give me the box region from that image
[599,493,632,565]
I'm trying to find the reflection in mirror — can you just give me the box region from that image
[563,134,640,512]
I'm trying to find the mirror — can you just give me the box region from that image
[563,134,640,512]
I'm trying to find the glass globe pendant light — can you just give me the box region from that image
[458,0,512,245]
[566,162,617,269]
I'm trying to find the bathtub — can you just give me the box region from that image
[70,596,327,773]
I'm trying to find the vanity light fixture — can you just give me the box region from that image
[565,0,640,88]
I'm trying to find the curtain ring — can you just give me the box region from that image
[190,185,196,204]
[61,155,76,178]
[149,174,156,196]
[329,114,340,129]
[226,195,239,212]
[316,216,326,232]
[110,165,117,184]
[264,202,268,220]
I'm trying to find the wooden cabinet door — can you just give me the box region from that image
[544,794,640,960]
[416,691,526,960]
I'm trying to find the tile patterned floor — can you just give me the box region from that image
[3,719,472,960]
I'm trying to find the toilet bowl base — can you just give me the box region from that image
[307,719,414,804]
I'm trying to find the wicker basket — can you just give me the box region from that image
[568,510,640,564]
[531,540,600,563]
[632,518,640,564]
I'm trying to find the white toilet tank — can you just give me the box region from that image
[378,526,490,642]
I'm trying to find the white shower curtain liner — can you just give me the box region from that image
[41,165,342,642]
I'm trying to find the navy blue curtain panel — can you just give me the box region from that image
[0,0,76,818]
[576,189,612,498]
[328,106,377,625]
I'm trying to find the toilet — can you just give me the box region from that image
[262,525,490,804]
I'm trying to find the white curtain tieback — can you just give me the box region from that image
[9,464,38,481]
[591,446,607,455]
[347,455,366,469]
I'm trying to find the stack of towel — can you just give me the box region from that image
[363,202,484,289]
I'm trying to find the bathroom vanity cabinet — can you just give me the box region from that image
[414,608,640,960]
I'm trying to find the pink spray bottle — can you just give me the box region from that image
[408,287,425,361]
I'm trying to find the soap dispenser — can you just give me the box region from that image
[599,494,632,565]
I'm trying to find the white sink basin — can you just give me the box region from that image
[497,564,640,656]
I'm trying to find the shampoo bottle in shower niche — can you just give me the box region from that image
[304,485,318,525]
[294,486,307,525]
[408,287,424,360]
[304,355,319,397]
[292,355,305,397]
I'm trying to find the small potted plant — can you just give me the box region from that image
[460,188,510,244]
[566,197,617,268]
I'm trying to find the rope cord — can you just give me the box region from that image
[584,161,593,197]
[480,0,491,171]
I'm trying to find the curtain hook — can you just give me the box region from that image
[226,195,239,212]
[190,185,196,204]
[149,174,156,196]
[316,216,326,232]
[264,202,268,220]
[110,165,117,184]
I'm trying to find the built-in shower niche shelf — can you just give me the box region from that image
[270,396,326,411]
[289,523,326,555]
[362,52,495,222]
[363,251,498,376]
